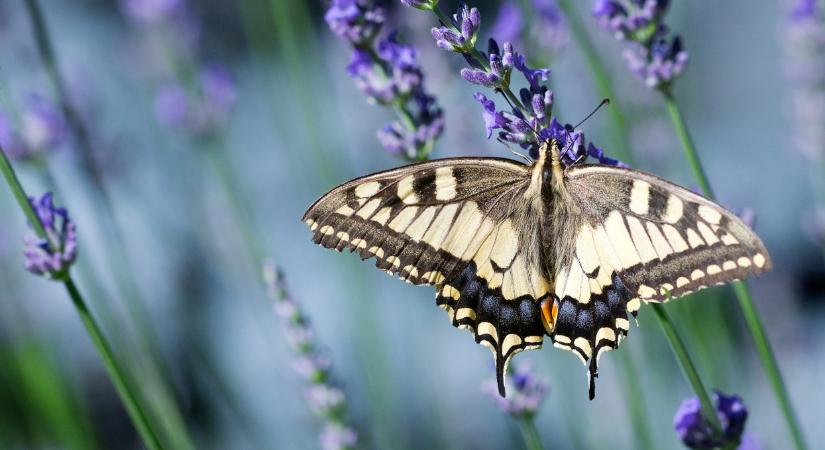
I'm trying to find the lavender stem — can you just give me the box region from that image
[0,144,163,450]
[663,92,807,450]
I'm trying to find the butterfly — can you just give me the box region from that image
[302,139,770,399]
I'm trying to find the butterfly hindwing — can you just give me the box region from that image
[549,164,771,397]
[303,158,551,394]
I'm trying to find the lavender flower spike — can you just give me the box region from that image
[430,4,481,53]
[264,262,358,450]
[674,390,748,449]
[327,0,443,160]
[592,0,688,91]
[23,193,78,279]
[784,0,825,162]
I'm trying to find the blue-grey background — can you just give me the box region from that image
[0,0,822,449]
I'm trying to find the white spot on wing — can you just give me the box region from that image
[629,180,651,215]
[663,195,683,223]
[698,205,722,224]
[354,181,381,198]
[397,175,418,205]
[435,167,457,201]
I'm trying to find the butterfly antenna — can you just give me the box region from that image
[497,137,533,164]
[573,98,610,129]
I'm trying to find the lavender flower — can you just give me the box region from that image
[264,262,358,450]
[430,4,481,52]
[0,96,67,161]
[491,0,568,62]
[784,0,825,161]
[327,0,443,160]
[119,0,183,24]
[482,362,549,417]
[471,40,624,167]
[325,0,385,46]
[0,112,26,159]
[593,0,688,91]
[154,62,237,138]
[674,390,748,449]
[23,193,78,279]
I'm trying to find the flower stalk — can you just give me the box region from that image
[650,303,723,437]
[21,1,196,447]
[0,145,163,450]
[663,91,807,450]
[590,2,807,447]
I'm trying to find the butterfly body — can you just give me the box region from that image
[303,140,770,399]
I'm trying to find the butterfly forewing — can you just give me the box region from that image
[303,158,552,394]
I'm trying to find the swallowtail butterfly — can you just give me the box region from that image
[303,139,771,399]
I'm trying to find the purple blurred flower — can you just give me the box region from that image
[23,193,77,279]
[784,0,825,161]
[482,362,549,417]
[327,1,443,160]
[0,96,67,161]
[154,62,237,137]
[674,390,748,449]
[320,424,358,450]
[325,0,385,46]
[263,262,358,450]
[21,95,68,153]
[493,1,568,60]
[119,0,183,24]
[593,0,687,91]
[0,112,27,159]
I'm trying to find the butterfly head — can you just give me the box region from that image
[528,139,567,200]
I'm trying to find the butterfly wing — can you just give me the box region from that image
[303,158,552,395]
[553,164,770,398]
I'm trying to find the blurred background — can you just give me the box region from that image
[0,0,823,449]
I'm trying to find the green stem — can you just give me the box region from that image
[662,94,714,198]
[64,279,163,450]
[733,282,807,450]
[0,144,163,450]
[22,2,195,447]
[663,93,807,450]
[555,0,632,163]
[0,150,47,240]
[517,417,544,450]
[651,303,722,436]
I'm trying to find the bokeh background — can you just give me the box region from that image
[0,0,823,449]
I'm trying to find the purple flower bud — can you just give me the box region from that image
[0,112,28,160]
[325,0,384,46]
[460,68,500,87]
[674,391,748,449]
[491,2,523,48]
[305,384,346,416]
[23,193,77,279]
[474,93,507,138]
[319,424,358,450]
[8,95,68,160]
